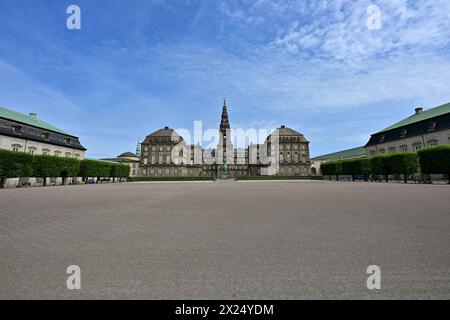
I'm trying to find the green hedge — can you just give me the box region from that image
[320,153,419,183]
[418,145,450,177]
[0,149,130,187]
[0,150,34,186]
[127,176,215,182]
[236,175,324,181]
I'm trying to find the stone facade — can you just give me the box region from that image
[365,105,450,157]
[134,101,311,178]
[0,107,86,158]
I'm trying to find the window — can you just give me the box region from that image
[64,138,71,144]
[42,132,50,140]
[388,147,396,154]
[144,158,148,165]
[11,144,22,152]
[400,145,408,152]
[427,139,438,147]
[159,146,163,152]
[28,147,37,155]
[74,154,80,159]
[427,122,436,132]
[166,155,171,163]
[279,153,284,163]
[54,151,61,157]
[159,155,163,163]
[151,156,155,164]
[379,135,385,143]
[166,146,171,152]
[12,126,21,134]
[413,143,422,152]
[151,146,155,152]
[286,153,292,163]
[378,149,385,154]
[65,152,71,158]
[400,129,407,138]
[42,148,50,155]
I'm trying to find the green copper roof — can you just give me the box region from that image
[378,102,450,133]
[0,106,70,135]
[313,146,366,161]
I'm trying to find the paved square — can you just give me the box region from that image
[0,181,449,299]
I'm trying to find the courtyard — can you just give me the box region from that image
[0,180,449,299]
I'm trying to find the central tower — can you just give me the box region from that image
[217,99,233,166]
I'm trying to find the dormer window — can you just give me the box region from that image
[400,129,407,138]
[13,126,21,134]
[64,138,71,144]
[427,122,436,132]
[42,132,50,140]
[379,135,385,143]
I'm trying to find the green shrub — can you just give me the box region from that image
[127,176,215,182]
[80,159,113,183]
[418,144,450,183]
[32,155,62,186]
[0,150,34,187]
[110,163,130,181]
[60,158,81,184]
[384,153,419,183]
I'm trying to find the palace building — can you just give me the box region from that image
[0,106,86,158]
[365,103,450,156]
[115,101,311,178]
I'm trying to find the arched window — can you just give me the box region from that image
[42,148,50,155]
[427,139,438,147]
[286,153,292,163]
[54,150,61,157]
[378,149,385,154]
[28,146,37,155]
[11,144,22,152]
[294,152,299,163]
[413,142,422,152]
[388,147,396,154]
[279,153,284,163]
[65,152,71,158]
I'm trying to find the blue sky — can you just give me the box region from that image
[1,0,450,158]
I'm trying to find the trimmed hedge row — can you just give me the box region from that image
[0,149,130,187]
[320,145,450,183]
[236,175,324,181]
[418,145,450,176]
[127,176,215,182]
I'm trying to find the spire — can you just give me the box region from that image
[136,139,141,157]
[220,99,230,131]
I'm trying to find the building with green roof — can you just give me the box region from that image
[311,146,366,175]
[365,103,450,157]
[0,106,86,159]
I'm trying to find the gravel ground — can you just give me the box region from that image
[0,180,449,299]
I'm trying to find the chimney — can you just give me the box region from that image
[281,125,286,129]
[415,107,423,115]
[164,126,169,129]
[29,112,37,118]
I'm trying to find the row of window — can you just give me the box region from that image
[279,153,308,163]
[10,144,80,158]
[379,122,438,143]
[370,139,440,156]
[12,126,72,144]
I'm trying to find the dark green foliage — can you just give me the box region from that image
[235,175,324,181]
[0,150,34,187]
[418,145,450,175]
[110,163,130,179]
[127,176,216,182]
